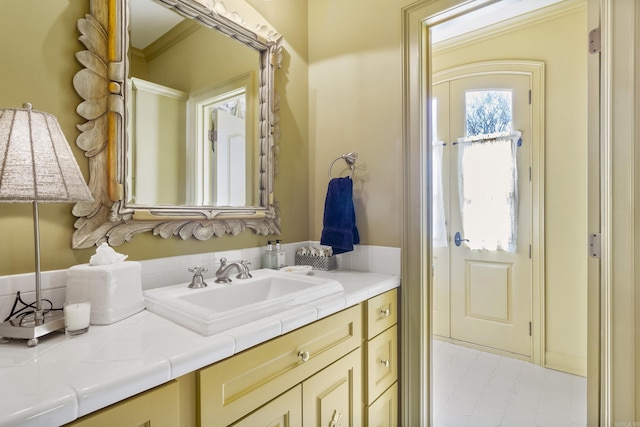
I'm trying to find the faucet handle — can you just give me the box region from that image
[188,266,208,289]
[237,260,252,279]
[188,266,208,276]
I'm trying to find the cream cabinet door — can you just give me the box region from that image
[366,383,398,427]
[64,381,179,427]
[231,385,302,427]
[302,349,362,427]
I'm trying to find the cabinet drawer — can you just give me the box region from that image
[365,324,398,404]
[366,382,398,427]
[199,305,362,426]
[365,289,397,339]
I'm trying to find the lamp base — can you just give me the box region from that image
[0,311,65,347]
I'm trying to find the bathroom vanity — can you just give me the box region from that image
[0,270,399,426]
[65,289,398,426]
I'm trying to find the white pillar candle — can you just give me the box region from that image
[64,301,91,333]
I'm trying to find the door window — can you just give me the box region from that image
[458,89,518,252]
[465,90,512,136]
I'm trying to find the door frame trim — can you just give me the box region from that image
[586,0,602,423]
[593,0,639,424]
[401,1,599,425]
[432,60,546,367]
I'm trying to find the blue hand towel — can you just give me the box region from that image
[320,177,360,254]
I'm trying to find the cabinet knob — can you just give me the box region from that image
[380,308,390,317]
[380,359,390,368]
[297,350,310,362]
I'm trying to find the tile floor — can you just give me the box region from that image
[432,340,586,427]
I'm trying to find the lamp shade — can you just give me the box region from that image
[0,105,93,203]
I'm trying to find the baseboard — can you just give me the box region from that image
[545,350,587,377]
[433,336,532,363]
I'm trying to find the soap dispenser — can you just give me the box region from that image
[275,240,286,268]
[261,241,277,269]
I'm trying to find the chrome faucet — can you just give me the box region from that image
[188,266,209,289]
[215,258,252,283]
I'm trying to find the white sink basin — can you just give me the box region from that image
[143,269,344,336]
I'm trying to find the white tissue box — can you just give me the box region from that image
[66,261,145,325]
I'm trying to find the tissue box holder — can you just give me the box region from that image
[66,261,145,325]
[295,254,337,271]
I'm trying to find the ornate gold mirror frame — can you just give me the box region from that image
[71,0,282,248]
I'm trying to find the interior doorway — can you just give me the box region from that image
[399,0,592,425]
[427,0,588,373]
[428,3,588,426]
[428,4,587,426]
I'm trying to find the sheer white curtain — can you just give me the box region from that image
[457,132,520,252]
[432,142,448,248]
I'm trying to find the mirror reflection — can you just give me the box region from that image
[127,0,259,207]
[72,0,282,248]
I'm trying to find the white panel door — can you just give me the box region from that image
[214,110,246,206]
[449,73,532,357]
[432,71,533,357]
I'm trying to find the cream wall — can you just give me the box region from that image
[0,0,310,275]
[141,25,257,94]
[246,0,311,250]
[0,1,93,273]
[131,85,187,205]
[307,0,412,247]
[432,8,588,373]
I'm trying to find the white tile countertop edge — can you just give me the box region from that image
[0,270,400,427]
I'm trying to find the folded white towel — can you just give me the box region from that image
[90,242,128,266]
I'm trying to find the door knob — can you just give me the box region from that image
[454,232,469,247]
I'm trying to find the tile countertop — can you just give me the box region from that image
[0,269,400,427]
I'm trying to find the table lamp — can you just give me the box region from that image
[0,104,93,346]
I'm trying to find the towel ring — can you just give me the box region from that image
[328,152,358,179]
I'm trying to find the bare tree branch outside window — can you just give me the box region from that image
[465,90,513,136]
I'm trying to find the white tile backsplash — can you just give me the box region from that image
[0,243,400,321]
[308,241,401,276]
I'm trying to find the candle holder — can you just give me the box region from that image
[63,301,91,336]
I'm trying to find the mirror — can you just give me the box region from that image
[127,0,260,207]
[71,0,282,248]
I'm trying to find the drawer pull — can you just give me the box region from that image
[329,410,343,427]
[298,350,310,362]
[380,359,390,368]
[380,308,390,317]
